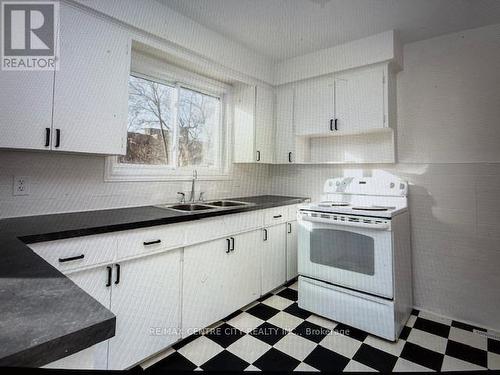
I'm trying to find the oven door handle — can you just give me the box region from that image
[299,216,390,230]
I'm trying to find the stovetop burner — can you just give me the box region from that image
[318,201,350,207]
[352,206,396,211]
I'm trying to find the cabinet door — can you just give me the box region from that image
[275,86,295,164]
[52,4,130,155]
[261,225,286,294]
[334,65,385,133]
[286,221,298,281]
[182,237,234,333]
[0,70,54,150]
[255,86,274,163]
[294,75,335,136]
[108,250,182,370]
[226,231,261,308]
[233,84,256,163]
[47,267,112,370]
[182,232,261,335]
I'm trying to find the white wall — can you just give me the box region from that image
[71,0,274,84]
[0,151,270,218]
[269,24,500,331]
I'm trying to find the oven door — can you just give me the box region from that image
[298,218,393,299]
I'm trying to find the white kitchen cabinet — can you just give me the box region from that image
[0,70,54,150]
[286,221,298,281]
[108,249,181,370]
[261,224,287,294]
[52,3,131,155]
[294,75,335,136]
[334,64,386,133]
[182,231,261,334]
[275,86,296,163]
[255,85,275,163]
[233,84,274,163]
[42,248,182,371]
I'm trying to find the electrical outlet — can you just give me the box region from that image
[13,176,30,196]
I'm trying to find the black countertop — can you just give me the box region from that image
[0,195,307,367]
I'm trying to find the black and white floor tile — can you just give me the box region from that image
[144,279,500,372]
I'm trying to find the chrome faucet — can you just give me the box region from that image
[188,170,197,202]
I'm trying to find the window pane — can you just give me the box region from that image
[177,87,220,168]
[118,75,175,165]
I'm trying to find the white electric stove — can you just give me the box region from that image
[297,176,413,341]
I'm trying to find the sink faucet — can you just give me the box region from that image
[189,170,197,202]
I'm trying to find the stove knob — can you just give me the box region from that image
[390,182,395,188]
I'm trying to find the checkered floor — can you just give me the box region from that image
[144,279,500,372]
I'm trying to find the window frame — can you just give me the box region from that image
[105,53,232,182]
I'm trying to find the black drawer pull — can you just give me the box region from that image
[58,254,84,263]
[226,238,231,253]
[106,266,112,287]
[256,150,261,161]
[288,152,292,163]
[115,264,120,285]
[329,118,334,131]
[55,129,61,148]
[288,223,292,234]
[230,237,235,251]
[143,239,161,246]
[45,128,51,147]
[334,118,338,131]
[273,215,282,219]
[263,228,268,241]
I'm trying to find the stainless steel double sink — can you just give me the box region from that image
[156,200,254,213]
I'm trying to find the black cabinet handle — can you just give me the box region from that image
[330,119,334,131]
[114,264,120,285]
[334,118,338,131]
[58,254,84,263]
[288,222,292,234]
[288,152,292,163]
[263,228,268,241]
[106,266,112,287]
[226,238,231,253]
[256,150,261,162]
[230,237,235,251]
[273,214,282,219]
[45,128,51,147]
[143,239,161,246]
[55,129,61,148]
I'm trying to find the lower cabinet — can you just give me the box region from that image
[286,221,298,281]
[182,230,261,335]
[261,224,287,294]
[46,249,182,370]
[107,249,181,369]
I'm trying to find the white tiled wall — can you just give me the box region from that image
[0,151,271,218]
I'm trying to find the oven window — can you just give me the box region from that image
[310,229,375,275]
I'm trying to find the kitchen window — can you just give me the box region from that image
[106,55,230,181]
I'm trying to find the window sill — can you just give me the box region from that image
[104,157,232,182]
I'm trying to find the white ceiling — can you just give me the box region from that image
[158,0,500,62]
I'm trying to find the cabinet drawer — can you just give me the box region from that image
[184,217,226,246]
[264,207,288,226]
[29,234,116,273]
[223,211,263,234]
[116,224,185,260]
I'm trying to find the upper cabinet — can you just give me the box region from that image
[334,64,387,134]
[0,3,130,155]
[294,75,335,136]
[275,86,295,163]
[0,70,54,151]
[52,4,131,155]
[233,84,274,163]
